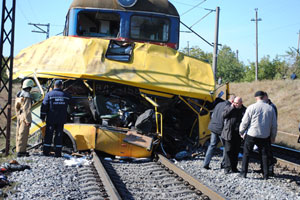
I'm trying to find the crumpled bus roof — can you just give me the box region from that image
[13,36,215,101]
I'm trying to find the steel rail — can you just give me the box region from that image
[276,158,300,173]
[92,151,122,200]
[158,154,225,200]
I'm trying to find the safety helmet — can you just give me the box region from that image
[22,79,34,89]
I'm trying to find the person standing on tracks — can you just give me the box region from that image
[221,96,246,174]
[15,79,34,157]
[239,91,277,180]
[262,92,278,175]
[203,95,235,170]
[40,80,72,157]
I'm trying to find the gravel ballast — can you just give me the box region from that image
[176,151,300,200]
[1,150,300,200]
[2,154,88,200]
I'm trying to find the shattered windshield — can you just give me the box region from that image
[77,11,120,38]
[130,15,170,42]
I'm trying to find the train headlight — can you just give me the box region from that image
[117,0,138,7]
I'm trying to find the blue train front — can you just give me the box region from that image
[64,0,180,49]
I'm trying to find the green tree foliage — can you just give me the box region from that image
[258,55,277,80]
[285,48,300,78]
[180,45,244,82]
[273,56,289,80]
[180,45,292,82]
[181,45,213,63]
[216,45,245,82]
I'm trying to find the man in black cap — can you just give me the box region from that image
[40,80,72,157]
[239,91,277,180]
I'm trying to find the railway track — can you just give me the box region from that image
[271,144,300,173]
[89,152,225,200]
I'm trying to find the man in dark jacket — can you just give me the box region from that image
[221,96,246,174]
[260,92,277,175]
[40,80,72,157]
[203,95,235,169]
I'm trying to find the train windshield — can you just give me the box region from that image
[77,11,120,38]
[130,15,170,42]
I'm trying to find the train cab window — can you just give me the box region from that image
[130,16,170,42]
[77,11,120,38]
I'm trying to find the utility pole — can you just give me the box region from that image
[236,50,239,61]
[28,23,50,39]
[297,30,300,58]
[251,8,262,81]
[0,0,16,156]
[212,6,220,82]
[187,41,190,55]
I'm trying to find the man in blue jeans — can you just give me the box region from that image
[203,95,235,170]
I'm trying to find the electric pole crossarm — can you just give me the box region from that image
[28,23,50,39]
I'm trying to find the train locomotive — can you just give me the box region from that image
[12,0,216,158]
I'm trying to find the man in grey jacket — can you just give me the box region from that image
[239,91,277,180]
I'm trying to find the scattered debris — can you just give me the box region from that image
[63,154,91,167]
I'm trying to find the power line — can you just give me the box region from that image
[190,9,214,28]
[16,5,30,23]
[180,21,213,47]
[26,0,38,21]
[181,0,207,16]
[170,1,195,7]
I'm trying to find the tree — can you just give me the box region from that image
[216,45,245,82]
[180,45,212,63]
[257,56,277,80]
[272,56,289,80]
[284,48,300,78]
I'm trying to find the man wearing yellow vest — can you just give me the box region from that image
[15,79,34,157]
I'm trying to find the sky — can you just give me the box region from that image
[2,0,300,64]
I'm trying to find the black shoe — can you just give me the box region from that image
[203,165,211,170]
[43,152,50,156]
[271,158,277,165]
[239,172,246,178]
[224,169,231,174]
[232,169,240,173]
[263,176,269,180]
[55,154,62,158]
[17,152,29,157]
[220,163,225,169]
[17,152,25,157]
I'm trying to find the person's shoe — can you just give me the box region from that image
[203,165,211,170]
[231,169,240,173]
[220,163,225,169]
[17,152,25,157]
[224,169,231,174]
[55,154,62,158]
[270,158,277,165]
[239,172,246,178]
[17,152,29,157]
[263,175,269,180]
[43,152,50,156]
